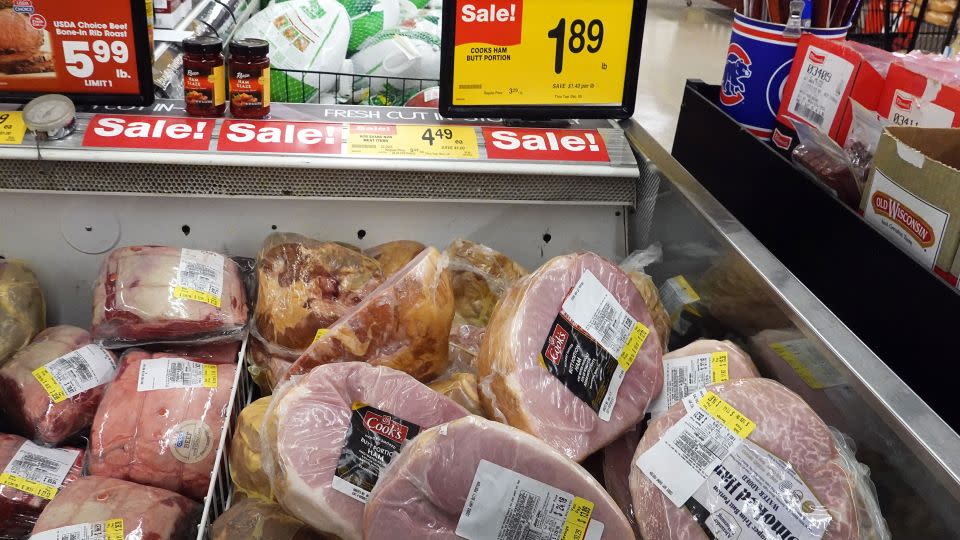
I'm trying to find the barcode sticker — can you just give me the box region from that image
[770,339,844,390]
[173,249,224,308]
[137,357,218,391]
[29,519,124,540]
[32,345,117,403]
[456,460,604,540]
[785,45,855,131]
[658,275,701,327]
[0,441,79,500]
[649,351,730,414]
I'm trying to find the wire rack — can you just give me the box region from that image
[271,68,439,106]
[848,0,960,52]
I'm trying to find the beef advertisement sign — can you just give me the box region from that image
[0,0,153,104]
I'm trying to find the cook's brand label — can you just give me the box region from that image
[0,3,142,96]
[864,169,949,270]
[348,124,480,159]
[648,352,730,414]
[481,128,609,162]
[684,440,832,540]
[0,112,27,145]
[29,519,124,540]
[452,0,633,108]
[786,46,855,131]
[166,420,215,464]
[769,339,845,389]
[0,441,79,500]
[217,120,343,155]
[539,270,650,421]
[136,357,218,391]
[174,249,225,308]
[456,459,605,540]
[32,344,117,403]
[82,115,215,151]
[230,66,270,113]
[332,402,421,503]
[636,391,753,507]
[184,64,225,110]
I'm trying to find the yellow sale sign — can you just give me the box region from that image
[451,0,634,107]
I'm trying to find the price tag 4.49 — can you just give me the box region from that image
[0,112,27,145]
[347,124,479,159]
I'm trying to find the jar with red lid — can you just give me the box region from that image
[229,38,270,119]
[182,36,226,117]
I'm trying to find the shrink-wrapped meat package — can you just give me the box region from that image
[476,251,663,461]
[229,396,273,501]
[0,260,44,366]
[0,434,84,539]
[262,362,468,540]
[620,246,671,351]
[647,339,759,414]
[0,326,117,446]
[88,349,235,500]
[363,415,633,539]
[445,239,528,327]
[428,372,482,416]
[92,246,248,346]
[364,240,426,277]
[211,498,325,540]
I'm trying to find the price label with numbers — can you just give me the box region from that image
[0,112,27,145]
[442,0,642,118]
[0,1,152,104]
[347,124,479,159]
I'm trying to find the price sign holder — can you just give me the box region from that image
[440,0,646,120]
[0,0,154,106]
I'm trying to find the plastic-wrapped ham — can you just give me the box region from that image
[0,434,83,539]
[445,239,528,328]
[0,260,44,366]
[363,416,633,539]
[0,326,117,446]
[248,333,298,393]
[31,476,199,540]
[286,247,454,383]
[620,245,671,351]
[364,240,426,277]
[262,363,468,540]
[229,397,273,501]
[92,246,248,347]
[211,498,325,540]
[88,349,236,500]
[476,251,663,461]
[629,378,888,540]
[428,372,482,415]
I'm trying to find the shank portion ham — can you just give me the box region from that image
[286,247,454,383]
[0,260,44,366]
[262,362,468,540]
[363,415,634,540]
[476,251,663,461]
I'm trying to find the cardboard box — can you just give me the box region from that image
[861,126,960,286]
[772,36,889,153]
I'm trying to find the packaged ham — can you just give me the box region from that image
[620,244,671,351]
[630,378,889,540]
[88,349,236,500]
[0,260,44,366]
[211,498,325,540]
[229,397,273,501]
[447,322,484,373]
[648,339,759,415]
[476,251,663,461]
[286,247,454,383]
[428,372,483,415]
[363,415,633,539]
[255,233,384,353]
[0,326,117,446]
[247,332,298,393]
[31,476,200,540]
[363,240,426,277]
[601,427,643,539]
[445,239,528,327]
[0,434,83,539]
[92,246,249,347]
[261,362,469,540]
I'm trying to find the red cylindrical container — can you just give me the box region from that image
[229,38,270,119]
[182,36,226,117]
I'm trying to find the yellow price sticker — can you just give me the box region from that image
[313,328,329,344]
[32,366,68,403]
[347,124,479,159]
[561,496,595,540]
[0,111,26,145]
[174,286,222,308]
[105,518,124,540]
[710,352,730,384]
[770,342,830,390]
[452,0,634,107]
[616,321,649,371]
[203,364,218,388]
[699,391,756,439]
[0,472,58,500]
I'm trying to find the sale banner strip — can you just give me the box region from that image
[347,124,479,159]
[217,120,343,155]
[82,115,215,151]
[0,112,27,145]
[452,0,634,106]
[482,127,609,162]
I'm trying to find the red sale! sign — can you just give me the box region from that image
[482,128,609,162]
[455,0,523,46]
[82,115,214,150]
[217,120,343,154]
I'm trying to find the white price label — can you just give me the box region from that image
[31,344,117,404]
[137,357,218,391]
[0,441,79,500]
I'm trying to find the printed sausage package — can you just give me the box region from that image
[0,260,45,366]
[0,326,118,446]
[92,246,249,347]
[88,349,236,500]
[0,434,84,540]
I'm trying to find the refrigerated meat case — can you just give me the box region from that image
[0,102,958,539]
